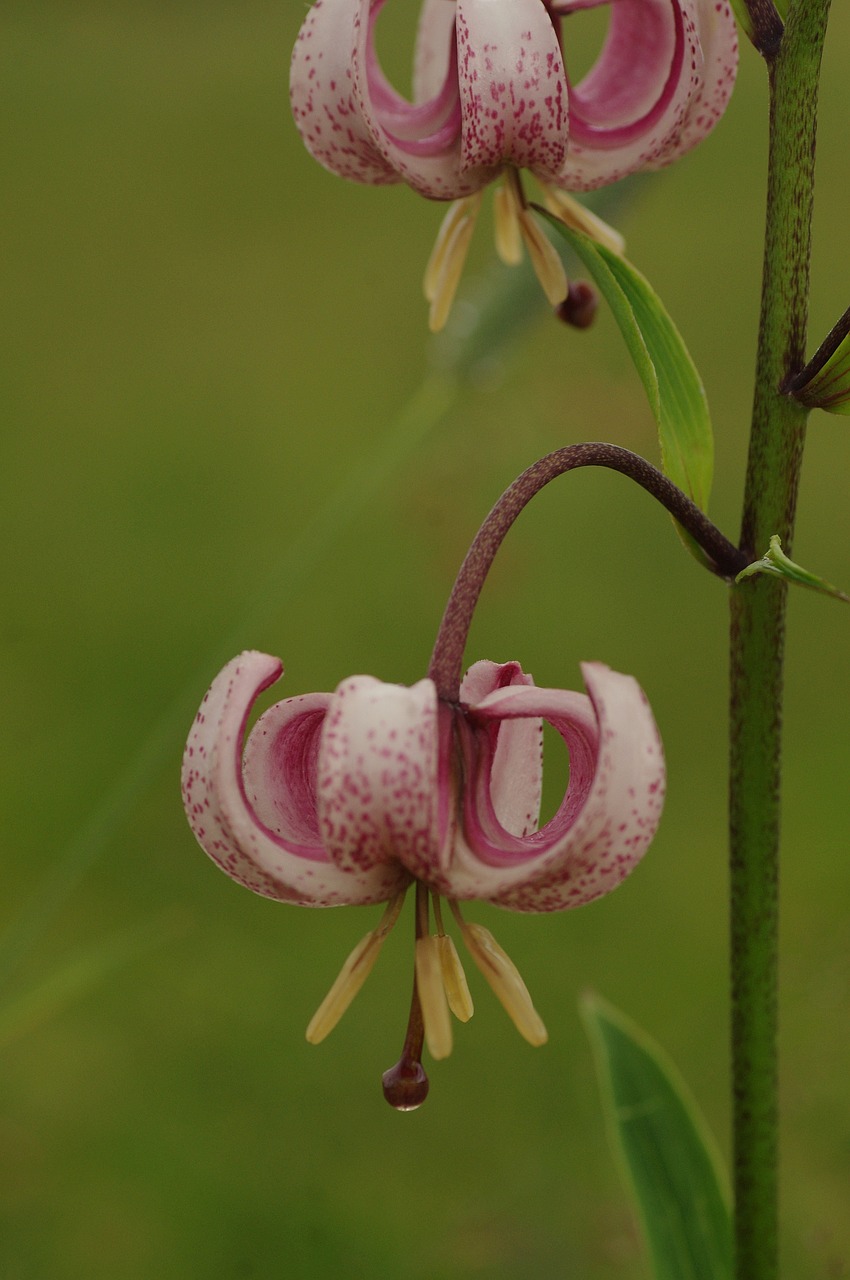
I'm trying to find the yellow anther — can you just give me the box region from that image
[450,903,548,1047]
[305,893,405,1044]
[415,935,453,1060]
[540,185,626,257]
[437,933,474,1023]
[517,209,568,308]
[423,194,483,332]
[493,181,523,266]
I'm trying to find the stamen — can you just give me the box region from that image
[423,194,482,333]
[449,902,548,1047]
[305,892,406,1044]
[540,185,626,257]
[493,181,523,266]
[518,210,568,308]
[415,935,453,1059]
[437,934,474,1022]
[431,894,473,1022]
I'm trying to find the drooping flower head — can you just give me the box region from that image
[183,651,664,1105]
[179,444,691,1108]
[290,0,738,326]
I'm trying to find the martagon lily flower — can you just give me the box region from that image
[290,0,738,328]
[182,651,664,1106]
[181,440,734,1108]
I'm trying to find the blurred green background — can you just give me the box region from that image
[2,4,849,1277]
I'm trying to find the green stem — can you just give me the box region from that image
[730,3,831,1277]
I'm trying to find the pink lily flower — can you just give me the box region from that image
[290,0,738,326]
[182,647,664,1101]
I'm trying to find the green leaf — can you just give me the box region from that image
[581,993,732,1280]
[789,305,850,414]
[736,534,850,601]
[540,212,714,513]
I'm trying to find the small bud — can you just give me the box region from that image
[556,281,599,330]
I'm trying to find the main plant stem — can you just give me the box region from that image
[730,3,830,1275]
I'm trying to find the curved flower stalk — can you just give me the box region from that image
[181,444,748,1105]
[290,0,738,327]
[182,649,664,1103]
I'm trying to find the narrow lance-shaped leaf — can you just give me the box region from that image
[539,212,714,516]
[581,993,732,1280]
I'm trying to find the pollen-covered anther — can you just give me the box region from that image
[306,892,406,1044]
[540,185,626,257]
[423,194,483,333]
[493,180,523,267]
[499,172,568,308]
[415,935,453,1060]
[518,209,568,308]
[451,904,548,1047]
[437,933,474,1022]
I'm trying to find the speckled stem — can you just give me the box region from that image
[428,442,746,702]
[729,4,831,1277]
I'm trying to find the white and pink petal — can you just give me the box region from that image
[317,675,441,879]
[549,0,702,190]
[459,660,543,841]
[491,664,665,911]
[354,0,486,199]
[649,0,738,168]
[182,653,409,907]
[290,0,399,185]
[455,0,569,179]
[436,664,664,910]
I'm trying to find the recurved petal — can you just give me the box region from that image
[317,675,441,879]
[413,0,458,104]
[455,0,569,178]
[550,0,699,191]
[182,653,409,906]
[649,0,738,168]
[290,0,399,185]
[440,664,664,910]
[492,664,665,911]
[355,0,485,198]
[459,661,542,841]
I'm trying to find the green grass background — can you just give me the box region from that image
[2,4,849,1276]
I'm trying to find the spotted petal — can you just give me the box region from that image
[549,0,735,190]
[317,674,440,878]
[650,0,738,168]
[443,663,664,910]
[353,0,484,198]
[455,0,569,179]
[290,0,398,185]
[182,652,409,907]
